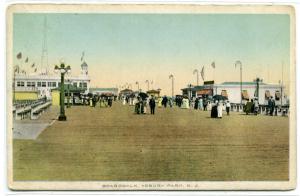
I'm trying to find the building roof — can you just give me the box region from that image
[221,81,266,85]
[89,88,118,91]
[120,88,133,93]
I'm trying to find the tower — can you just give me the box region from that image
[81,61,88,76]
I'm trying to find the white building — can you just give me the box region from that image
[182,81,288,105]
[14,61,90,99]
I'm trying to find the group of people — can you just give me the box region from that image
[210,100,231,118]
[267,96,276,116]
[131,95,156,115]
[82,95,114,108]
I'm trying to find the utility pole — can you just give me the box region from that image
[169,74,174,98]
[235,61,243,106]
[145,80,150,91]
[193,69,199,86]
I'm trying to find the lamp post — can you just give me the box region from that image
[66,79,71,108]
[169,74,174,98]
[187,84,193,99]
[145,80,150,91]
[135,81,140,92]
[235,61,243,106]
[54,61,71,121]
[193,69,199,86]
[254,77,263,102]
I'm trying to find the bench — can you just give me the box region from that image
[31,102,52,120]
[16,107,32,120]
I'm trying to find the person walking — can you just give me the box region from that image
[194,98,199,110]
[226,100,231,115]
[254,98,259,115]
[149,95,156,115]
[217,100,223,118]
[271,96,276,116]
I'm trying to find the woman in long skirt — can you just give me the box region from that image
[217,101,223,118]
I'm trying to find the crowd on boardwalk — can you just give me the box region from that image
[118,93,288,118]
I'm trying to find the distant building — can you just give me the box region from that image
[181,81,287,105]
[119,89,134,97]
[14,61,90,100]
[89,88,118,96]
[146,89,161,98]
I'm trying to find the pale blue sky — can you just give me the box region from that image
[13,13,290,95]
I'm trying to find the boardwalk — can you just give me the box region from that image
[13,102,289,181]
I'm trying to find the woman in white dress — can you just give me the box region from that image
[122,96,126,105]
[217,101,223,118]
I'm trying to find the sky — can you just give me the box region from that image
[13,13,290,96]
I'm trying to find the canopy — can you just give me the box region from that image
[242,90,249,100]
[265,90,271,99]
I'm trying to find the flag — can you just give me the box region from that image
[81,51,85,62]
[169,74,173,79]
[16,52,22,59]
[200,66,204,80]
[193,69,198,74]
[211,62,215,69]
[25,57,28,63]
[34,68,37,72]
[31,63,35,68]
[14,65,19,73]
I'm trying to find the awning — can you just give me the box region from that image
[275,91,281,100]
[265,90,271,99]
[242,90,249,100]
[197,89,212,96]
[221,90,228,97]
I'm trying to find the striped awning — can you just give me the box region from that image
[265,90,271,99]
[275,91,281,99]
[221,90,228,97]
[242,90,249,100]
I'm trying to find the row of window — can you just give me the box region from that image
[16,81,88,88]
[220,89,281,100]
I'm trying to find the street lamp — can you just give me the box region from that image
[193,69,199,86]
[54,61,71,121]
[66,79,71,108]
[145,80,150,91]
[169,74,174,98]
[254,77,263,102]
[135,81,140,92]
[235,61,243,107]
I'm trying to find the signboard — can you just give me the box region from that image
[204,80,214,85]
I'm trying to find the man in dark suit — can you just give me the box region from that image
[149,95,156,115]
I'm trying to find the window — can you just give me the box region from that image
[73,82,77,87]
[17,81,25,87]
[58,82,61,87]
[47,82,56,87]
[26,82,36,87]
[37,82,42,87]
[42,82,46,87]
[79,82,87,88]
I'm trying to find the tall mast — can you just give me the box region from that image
[41,16,48,75]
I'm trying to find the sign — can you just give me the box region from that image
[204,80,214,85]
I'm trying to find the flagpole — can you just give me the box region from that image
[235,61,242,107]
